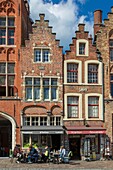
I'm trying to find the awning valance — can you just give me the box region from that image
[66,126,106,135]
[21,126,64,134]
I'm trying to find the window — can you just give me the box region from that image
[25,78,40,101]
[50,116,61,126]
[0,17,15,45]
[25,77,58,101]
[40,117,47,126]
[23,117,30,126]
[67,63,78,83]
[34,49,50,62]
[109,40,113,61]
[76,39,89,56]
[88,64,98,83]
[88,97,99,118]
[110,74,113,97]
[67,96,79,118]
[0,63,15,96]
[79,43,85,55]
[43,78,57,101]
[23,116,62,126]
[32,117,39,126]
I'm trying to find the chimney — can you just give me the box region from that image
[39,14,45,22]
[94,10,102,38]
[78,23,85,32]
[111,6,113,13]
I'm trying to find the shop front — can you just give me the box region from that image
[65,126,106,160]
[21,126,64,151]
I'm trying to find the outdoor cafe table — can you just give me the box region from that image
[52,152,60,164]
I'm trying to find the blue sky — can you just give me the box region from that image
[29,0,113,51]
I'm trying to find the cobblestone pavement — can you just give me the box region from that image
[0,158,113,169]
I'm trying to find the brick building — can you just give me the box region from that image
[94,7,113,157]
[0,0,32,156]
[20,14,64,150]
[63,23,106,160]
[0,0,113,160]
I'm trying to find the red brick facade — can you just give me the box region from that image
[0,0,113,160]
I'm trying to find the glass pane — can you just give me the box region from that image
[0,18,6,26]
[34,50,41,62]
[0,38,5,45]
[23,134,29,148]
[51,79,57,85]
[8,18,15,26]
[88,97,98,104]
[0,76,5,85]
[51,87,57,100]
[111,75,113,81]
[8,29,14,36]
[34,78,40,85]
[79,43,85,54]
[43,49,49,62]
[25,78,32,85]
[26,87,32,100]
[43,78,49,85]
[8,76,14,85]
[0,63,6,73]
[109,40,113,46]
[68,105,78,118]
[8,63,15,73]
[34,87,40,100]
[44,88,49,99]
[68,96,78,104]
[111,83,113,97]
[0,29,6,36]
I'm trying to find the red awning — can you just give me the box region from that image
[66,126,106,135]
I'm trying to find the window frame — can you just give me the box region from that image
[76,39,89,56]
[0,62,15,97]
[88,64,98,84]
[67,96,79,118]
[64,60,82,84]
[0,16,15,45]
[34,48,50,63]
[67,63,78,83]
[88,96,99,118]
[64,93,82,120]
[85,93,103,120]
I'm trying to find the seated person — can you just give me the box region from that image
[27,145,38,163]
[59,146,66,162]
[41,145,49,162]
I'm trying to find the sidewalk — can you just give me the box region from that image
[0,158,113,169]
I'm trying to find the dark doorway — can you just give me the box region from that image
[51,134,61,151]
[0,116,12,157]
[69,137,81,160]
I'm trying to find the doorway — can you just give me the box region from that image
[52,134,61,151]
[0,116,12,157]
[69,137,81,160]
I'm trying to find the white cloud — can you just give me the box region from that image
[29,0,93,52]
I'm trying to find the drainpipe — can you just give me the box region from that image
[96,49,104,121]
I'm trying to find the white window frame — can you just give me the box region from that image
[64,60,82,84]
[64,93,82,120]
[34,48,50,63]
[85,60,102,85]
[85,93,103,120]
[76,39,89,56]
